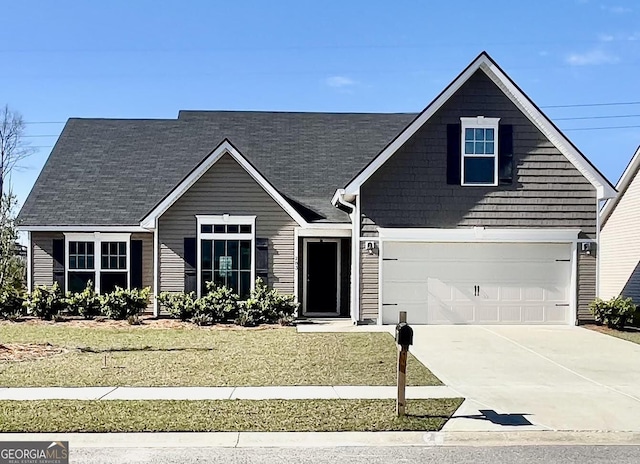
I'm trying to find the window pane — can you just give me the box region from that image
[68,272,95,293]
[201,240,212,270]
[240,271,251,299]
[201,224,212,234]
[202,271,213,295]
[227,225,239,233]
[118,242,126,255]
[213,241,225,270]
[475,128,485,140]
[101,243,108,255]
[110,257,117,269]
[78,256,85,269]
[240,224,251,234]
[69,242,77,254]
[87,256,94,269]
[87,242,94,254]
[464,157,495,184]
[465,142,474,154]
[78,242,85,254]
[228,271,239,294]
[214,225,225,234]
[118,257,126,269]
[465,128,474,140]
[486,128,494,141]
[227,241,239,270]
[101,272,127,293]
[475,142,484,154]
[69,256,77,269]
[109,242,117,255]
[240,241,251,270]
[485,142,495,154]
[101,257,109,269]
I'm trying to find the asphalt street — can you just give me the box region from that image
[72,446,640,463]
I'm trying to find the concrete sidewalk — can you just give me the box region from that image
[0,385,458,401]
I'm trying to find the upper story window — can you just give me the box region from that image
[461,116,500,186]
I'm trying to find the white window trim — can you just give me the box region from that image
[196,215,257,299]
[460,116,500,187]
[64,232,131,294]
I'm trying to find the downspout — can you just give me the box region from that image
[153,219,159,317]
[332,189,357,324]
[26,231,32,294]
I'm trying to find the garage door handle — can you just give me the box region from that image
[555,304,570,307]
[382,303,398,306]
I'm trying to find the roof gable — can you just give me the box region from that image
[343,52,616,199]
[140,139,308,228]
[601,145,640,226]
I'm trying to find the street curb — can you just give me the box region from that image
[2,431,640,448]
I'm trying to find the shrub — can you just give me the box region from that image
[23,283,66,320]
[0,289,25,319]
[235,279,298,326]
[590,296,636,330]
[100,286,150,320]
[158,291,197,321]
[65,281,102,319]
[195,282,240,323]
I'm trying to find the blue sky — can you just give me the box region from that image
[4,0,640,210]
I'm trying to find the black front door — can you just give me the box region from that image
[306,240,338,313]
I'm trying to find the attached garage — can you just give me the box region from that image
[379,229,578,325]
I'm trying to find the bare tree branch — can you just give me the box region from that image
[0,105,36,194]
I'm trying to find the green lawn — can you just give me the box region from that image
[0,398,463,432]
[0,323,441,387]
[588,325,640,345]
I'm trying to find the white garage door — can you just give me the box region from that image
[381,242,572,325]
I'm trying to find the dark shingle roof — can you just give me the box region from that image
[17,111,416,226]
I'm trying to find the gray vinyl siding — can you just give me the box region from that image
[360,70,597,238]
[131,232,155,314]
[600,167,640,302]
[360,245,379,322]
[577,251,596,323]
[158,153,297,295]
[358,69,598,323]
[31,232,63,288]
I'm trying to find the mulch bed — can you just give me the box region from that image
[0,343,67,362]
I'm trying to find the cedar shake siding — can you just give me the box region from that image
[358,70,598,322]
[31,232,64,288]
[158,153,297,296]
[577,252,596,323]
[360,245,379,322]
[360,70,597,238]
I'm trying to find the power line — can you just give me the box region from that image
[23,135,58,138]
[555,114,640,121]
[562,125,640,131]
[541,101,640,109]
[24,121,65,125]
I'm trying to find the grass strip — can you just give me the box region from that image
[0,399,463,432]
[0,326,441,387]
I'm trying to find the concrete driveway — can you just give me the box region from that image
[409,326,640,432]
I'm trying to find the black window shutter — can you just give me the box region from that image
[130,240,143,289]
[499,124,514,185]
[184,237,197,293]
[446,124,462,185]
[256,238,269,285]
[52,238,65,292]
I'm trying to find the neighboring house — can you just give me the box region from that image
[17,52,616,325]
[600,146,640,301]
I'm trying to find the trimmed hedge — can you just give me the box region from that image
[590,296,638,330]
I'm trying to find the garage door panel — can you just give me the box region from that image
[382,304,428,325]
[381,241,572,325]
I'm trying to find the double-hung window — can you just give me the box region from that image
[197,215,255,299]
[461,116,500,186]
[65,233,130,293]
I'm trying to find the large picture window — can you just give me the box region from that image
[461,116,500,186]
[65,233,130,294]
[197,216,255,299]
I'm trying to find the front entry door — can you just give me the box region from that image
[304,239,340,315]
